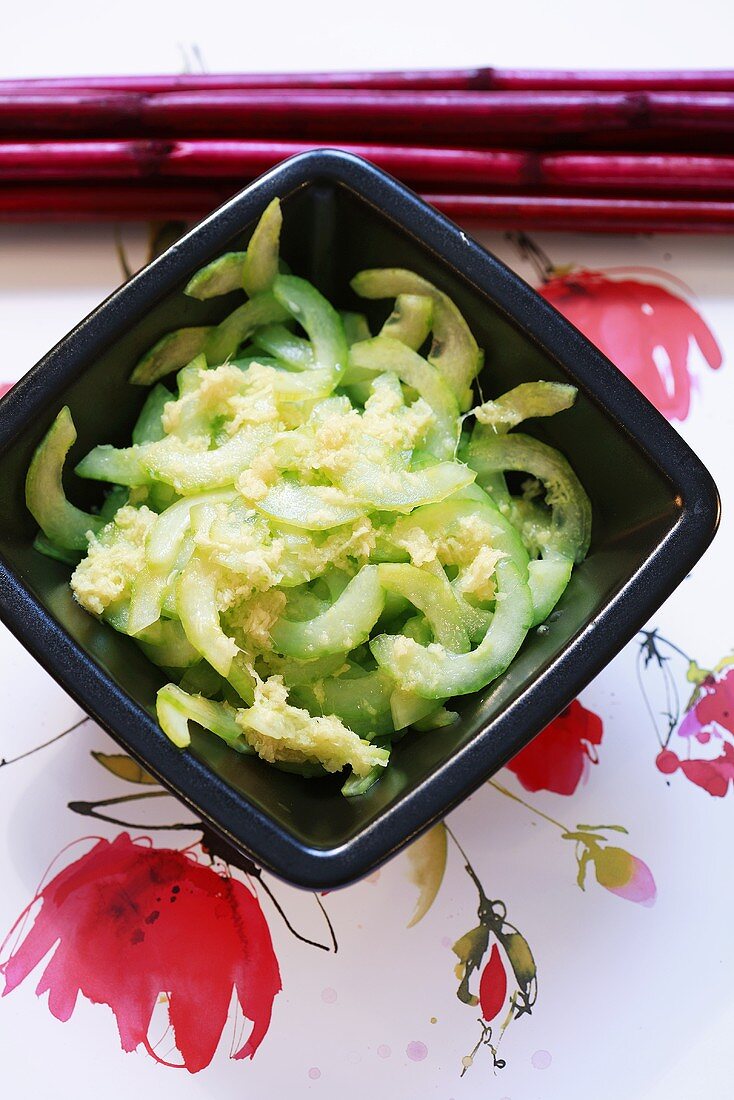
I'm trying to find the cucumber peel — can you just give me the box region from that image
[26,407,104,551]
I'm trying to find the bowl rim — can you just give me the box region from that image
[0,149,721,888]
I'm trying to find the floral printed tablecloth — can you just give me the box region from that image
[0,212,731,1100]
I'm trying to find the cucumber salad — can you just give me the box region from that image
[26,198,591,797]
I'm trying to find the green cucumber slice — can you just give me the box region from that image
[26,407,103,551]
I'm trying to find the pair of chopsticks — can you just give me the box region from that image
[1,68,733,231]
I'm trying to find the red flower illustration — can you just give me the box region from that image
[540,268,722,421]
[0,833,281,1072]
[506,700,603,796]
[570,829,657,908]
[656,667,734,797]
[695,668,734,736]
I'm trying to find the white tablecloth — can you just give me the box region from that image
[1,5,732,1097]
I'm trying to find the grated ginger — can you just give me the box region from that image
[71,505,157,616]
[236,675,389,776]
[224,589,287,652]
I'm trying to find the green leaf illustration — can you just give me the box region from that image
[91,751,158,785]
[453,923,490,1006]
[406,822,447,928]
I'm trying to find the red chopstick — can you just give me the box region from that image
[424,193,734,232]
[0,140,527,186]
[1,69,733,93]
[1,69,733,231]
[1,90,733,146]
[1,182,733,233]
[0,140,733,196]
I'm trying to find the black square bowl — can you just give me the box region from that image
[0,151,720,888]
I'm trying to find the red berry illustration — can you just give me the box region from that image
[655,749,680,775]
[478,944,508,1022]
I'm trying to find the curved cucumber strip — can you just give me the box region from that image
[132,384,171,445]
[204,292,290,366]
[186,250,292,302]
[501,495,552,559]
[33,532,82,565]
[377,563,470,653]
[340,311,371,346]
[129,489,231,636]
[487,489,575,621]
[270,565,385,659]
[255,481,366,530]
[242,198,282,296]
[390,687,446,730]
[371,560,533,699]
[414,706,458,730]
[147,425,274,493]
[79,426,274,495]
[178,661,225,697]
[273,275,348,374]
[156,683,248,751]
[131,327,212,386]
[349,336,459,459]
[351,268,480,410]
[292,666,395,738]
[396,485,565,626]
[229,354,281,370]
[226,361,340,404]
[128,566,170,636]
[528,556,574,625]
[278,586,328,623]
[260,365,339,402]
[339,461,474,513]
[316,569,352,604]
[26,407,103,551]
[401,614,434,646]
[75,445,151,487]
[226,652,256,707]
[252,323,314,369]
[161,535,194,619]
[380,293,433,350]
[136,618,201,668]
[450,590,492,646]
[268,653,350,688]
[184,251,247,300]
[468,430,592,564]
[472,381,577,434]
[98,486,131,522]
[149,489,235,570]
[342,764,387,797]
[176,554,237,676]
[451,482,531,567]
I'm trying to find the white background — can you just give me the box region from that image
[0,3,733,1098]
[0,0,733,75]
